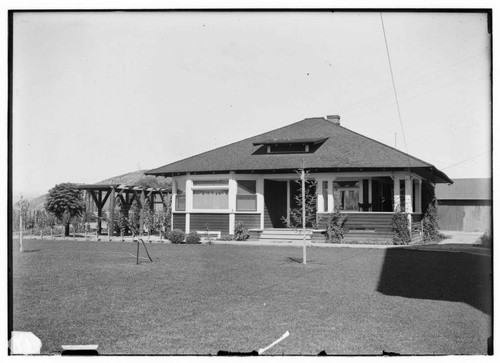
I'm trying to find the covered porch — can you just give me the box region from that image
[171,170,424,241]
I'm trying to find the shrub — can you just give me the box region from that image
[325,209,348,243]
[234,221,250,241]
[391,211,411,245]
[479,231,492,248]
[422,203,440,243]
[168,229,185,244]
[186,231,201,244]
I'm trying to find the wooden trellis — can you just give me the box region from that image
[76,184,170,237]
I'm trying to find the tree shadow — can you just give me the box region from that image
[377,247,492,315]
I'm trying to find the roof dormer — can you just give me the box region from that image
[252,137,328,154]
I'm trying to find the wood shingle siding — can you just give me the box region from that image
[172,213,186,231]
[235,214,261,229]
[190,213,230,234]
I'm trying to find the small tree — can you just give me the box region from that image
[37,211,48,239]
[143,206,155,241]
[45,183,85,236]
[46,212,57,238]
[282,169,318,228]
[113,202,129,241]
[72,213,84,240]
[154,210,169,240]
[16,196,30,231]
[25,213,36,236]
[128,200,141,238]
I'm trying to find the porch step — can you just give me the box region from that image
[259,229,311,242]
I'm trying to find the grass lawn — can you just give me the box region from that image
[11,239,491,356]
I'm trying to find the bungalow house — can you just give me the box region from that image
[147,116,452,241]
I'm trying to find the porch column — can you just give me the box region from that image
[405,178,413,213]
[185,177,193,233]
[229,172,237,234]
[257,178,264,229]
[185,213,190,233]
[368,178,373,210]
[286,180,291,226]
[317,179,325,215]
[328,180,334,212]
[358,179,364,210]
[414,179,422,213]
[405,178,413,232]
[393,177,401,212]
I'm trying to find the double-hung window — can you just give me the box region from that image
[175,180,186,211]
[236,180,257,211]
[192,180,229,210]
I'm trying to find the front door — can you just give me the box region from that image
[264,180,288,228]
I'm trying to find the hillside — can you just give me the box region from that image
[23,170,171,210]
[96,170,149,186]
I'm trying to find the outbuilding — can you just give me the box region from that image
[435,178,492,233]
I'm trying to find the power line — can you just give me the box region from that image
[441,151,489,170]
[338,50,488,116]
[380,13,412,172]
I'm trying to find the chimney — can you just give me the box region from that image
[326,115,340,125]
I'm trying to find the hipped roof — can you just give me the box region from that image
[147,117,452,183]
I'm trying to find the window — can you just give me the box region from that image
[333,181,359,211]
[193,180,228,186]
[192,180,229,210]
[175,180,186,211]
[322,181,329,212]
[268,143,310,153]
[193,190,229,209]
[236,180,257,211]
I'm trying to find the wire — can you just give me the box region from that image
[441,151,489,170]
[380,13,412,172]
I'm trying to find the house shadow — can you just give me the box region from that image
[376,246,492,315]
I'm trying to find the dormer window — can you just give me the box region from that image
[253,137,328,154]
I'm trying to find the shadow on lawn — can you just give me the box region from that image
[377,246,492,315]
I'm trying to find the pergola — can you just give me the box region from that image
[75,184,171,236]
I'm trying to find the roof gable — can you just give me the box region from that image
[147,117,451,183]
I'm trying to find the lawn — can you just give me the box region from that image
[11,239,491,356]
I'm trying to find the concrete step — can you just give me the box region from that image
[259,235,311,241]
[261,229,311,235]
[259,229,311,242]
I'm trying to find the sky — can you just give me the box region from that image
[12,10,492,197]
